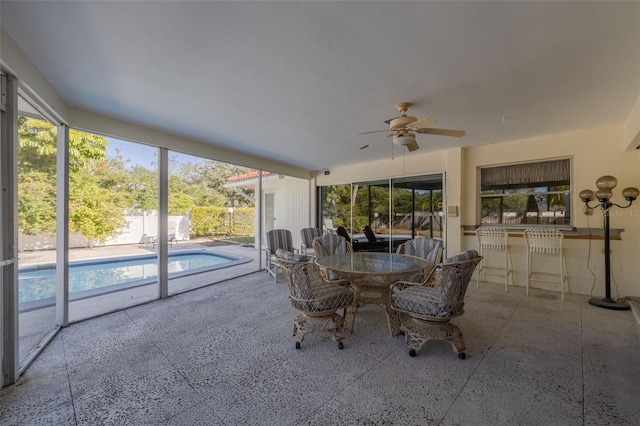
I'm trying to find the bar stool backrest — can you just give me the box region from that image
[476,227,509,250]
[523,229,564,253]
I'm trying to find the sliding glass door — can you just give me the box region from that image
[318,174,444,253]
[391,175,444,240]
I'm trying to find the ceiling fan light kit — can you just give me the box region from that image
[393,134,416,146]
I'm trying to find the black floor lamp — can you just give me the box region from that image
[579,175,639,310]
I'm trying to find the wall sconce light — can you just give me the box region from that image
[579,175,639,310]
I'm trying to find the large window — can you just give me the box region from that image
[480,159,571,226]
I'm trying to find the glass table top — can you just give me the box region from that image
[315,252,429,276]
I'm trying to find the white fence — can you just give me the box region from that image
[18,213,190,251]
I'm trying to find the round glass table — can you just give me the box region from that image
[315,252,429,336]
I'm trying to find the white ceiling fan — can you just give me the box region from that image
[359,103,465,152]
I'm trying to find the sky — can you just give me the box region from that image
[105,137,196,169]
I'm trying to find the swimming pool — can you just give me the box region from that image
[18,250,252,307]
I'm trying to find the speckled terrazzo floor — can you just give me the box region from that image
[2,273,639,425]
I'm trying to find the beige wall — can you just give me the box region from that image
[316,123,640,298]
[463,124,640,298]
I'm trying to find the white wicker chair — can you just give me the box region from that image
[276,250,355,350]
[390,250,482,359]
[312,233,353,281]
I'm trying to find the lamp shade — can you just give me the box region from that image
[596,175,618,190]
[579,189,594,202]
[595,188,613,201]
[622,187,640,201]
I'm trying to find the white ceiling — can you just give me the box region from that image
[2,1,639,172]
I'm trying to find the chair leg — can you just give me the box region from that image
[343,305,357,334]
[508,247,515,287]
[560,251,565,301]
[476,248,483,288]
[528,252,531,294]
[476,247,484,288]
[504,247,509,292]
[292,313,346,349]
[401,318,466,358]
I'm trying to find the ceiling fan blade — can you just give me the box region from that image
[359,133,392,150]
[416,128,466,137]
[407,118,437,130]
[359,129,390,135]
[406,140,420,152]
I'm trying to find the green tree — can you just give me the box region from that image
[18,117,127,242]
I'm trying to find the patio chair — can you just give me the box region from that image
[150,233,178,248]
[336,226,351,243]
[362,225,388,252]
[390,249,481,359]
[276,250,355,350]
[363,225,385,243]
[263,229,296,282]
[323,218,336,234]
[312,233,353,281]
[396,237,444,265]
[300,227,323,256]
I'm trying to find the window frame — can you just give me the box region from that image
[478,158,573,229]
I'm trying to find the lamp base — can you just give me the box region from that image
[588,297,630,311]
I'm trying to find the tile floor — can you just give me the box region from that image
[2,273,639,425]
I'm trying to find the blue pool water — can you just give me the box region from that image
[18,250,250,304]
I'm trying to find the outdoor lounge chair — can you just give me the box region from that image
[362,225,388,252]
[390,249,481,359]
[150,233,178,248]
[276,249,354,350]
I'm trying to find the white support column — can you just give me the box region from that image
[56,125,69,326]
[1,73,19,386]
[158,148,168,299]
[258,171,264,270]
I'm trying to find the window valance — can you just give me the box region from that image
[481,159,570,189]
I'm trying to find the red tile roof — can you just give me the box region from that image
[226,171,275,183]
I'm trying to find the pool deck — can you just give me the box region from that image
[16,238,264,352]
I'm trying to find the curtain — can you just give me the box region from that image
[481,159,570,189]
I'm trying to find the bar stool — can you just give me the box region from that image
[523,228,568,301]
[476,227,515,291]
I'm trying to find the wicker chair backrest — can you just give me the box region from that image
[434,250,481,304]
[312,234,352,258]
[401,237,443,265]
[277,257,353,314]
[391,251,482,321]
